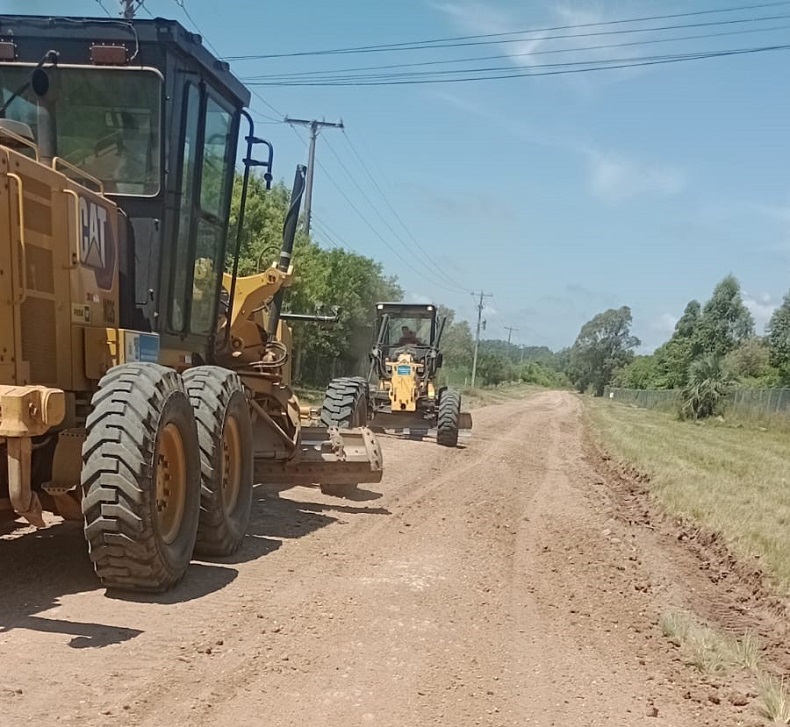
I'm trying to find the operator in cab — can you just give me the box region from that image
[397,326,421,346]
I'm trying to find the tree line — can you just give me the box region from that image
[229,174,568,389]
[230,174,790,403]
[562,275,790,418]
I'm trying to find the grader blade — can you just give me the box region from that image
[253,426,383,486]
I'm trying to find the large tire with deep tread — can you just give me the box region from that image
[81,363,201,592]
[183,366,254,558]
[319,377,368,497]
[437,388,461,448]
[320,377,368,428]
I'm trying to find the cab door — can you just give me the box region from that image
[162,81,238,360]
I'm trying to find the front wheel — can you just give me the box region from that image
[81,363,201,592]
[319,377,368,496]
[437,389,461,448]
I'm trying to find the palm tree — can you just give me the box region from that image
[680,354,734,420]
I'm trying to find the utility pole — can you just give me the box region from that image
[284,117,344,235]
[504,326,518,346]
[121,0,136,19]
[470,291,493,389]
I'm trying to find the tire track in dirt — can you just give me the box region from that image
[0,391,766,726]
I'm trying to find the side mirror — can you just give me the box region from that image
[31,68,50,97]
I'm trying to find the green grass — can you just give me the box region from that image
[587,399,790,596]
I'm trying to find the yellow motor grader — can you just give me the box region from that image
[353,302,472,447]
[0,14,382,592]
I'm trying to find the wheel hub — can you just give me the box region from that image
[155,422,187,544]
[220,416,242,513]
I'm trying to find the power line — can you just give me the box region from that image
[341,129,471,292]
[321,135,470,295]
[225,2,790,60]
[251,43,790,86]
[250,89,286,123]
[288,125,471,296]
[310,216,344,250]
[241,23,790,81]
[172,0,222,58]
[95,0,113,17]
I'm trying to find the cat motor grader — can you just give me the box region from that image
[0,13,383,592]
[334,302,472,447]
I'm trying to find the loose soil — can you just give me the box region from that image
[0,391,781,726]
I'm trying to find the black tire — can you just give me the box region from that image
[81,363,201,592]
[320,377,368,428]
[319,377,368,497]
[437,388,461,448]
[183,366,253,558]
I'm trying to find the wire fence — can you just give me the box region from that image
[605,387,790,419]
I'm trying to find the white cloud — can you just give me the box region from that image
[434,1,657,89]
[650,313,679,335]
[586,150,686,204]
[405,291,433,304]
[743,291,778,332]
[431,90,685,204]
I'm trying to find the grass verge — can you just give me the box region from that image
[659,609,760,674]
[586,399,790,596]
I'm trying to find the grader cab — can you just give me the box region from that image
[360,302,472,447]
[0,14,382,593]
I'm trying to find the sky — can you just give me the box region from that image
[11,0,790,351]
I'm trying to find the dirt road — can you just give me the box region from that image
[0,392,759,726]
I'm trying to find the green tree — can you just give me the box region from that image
[647,300,703,389]
[725,337,780,388]
[569,306,640,396]
[694,275,754,358]
[767,292,790,381]
[680,354,734,420]
[438,306,474,385]
[476,351,515,386]
[613,355,660,389]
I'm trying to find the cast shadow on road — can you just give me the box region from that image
[0,521,146,648]
[243,485,391,543]
[375,431,468,450]
[0,483,390,643]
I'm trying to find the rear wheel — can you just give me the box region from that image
[319,377,368,497]
[81,363,201,592]
[183,367,254,558]
[437,388,461,448]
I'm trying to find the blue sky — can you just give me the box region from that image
[16,0,790,351]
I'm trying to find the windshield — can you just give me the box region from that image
[0,65,161,195]
[385,315,434,349]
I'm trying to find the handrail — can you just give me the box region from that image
[0,128,39,161]
[52,157,104,195]
[6,173,27,304]
[61,189,81,269]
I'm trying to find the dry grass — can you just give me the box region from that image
[758,674,790,724]
[461,383,540,409]
[659,609,761,675]
[587,399,790,595]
